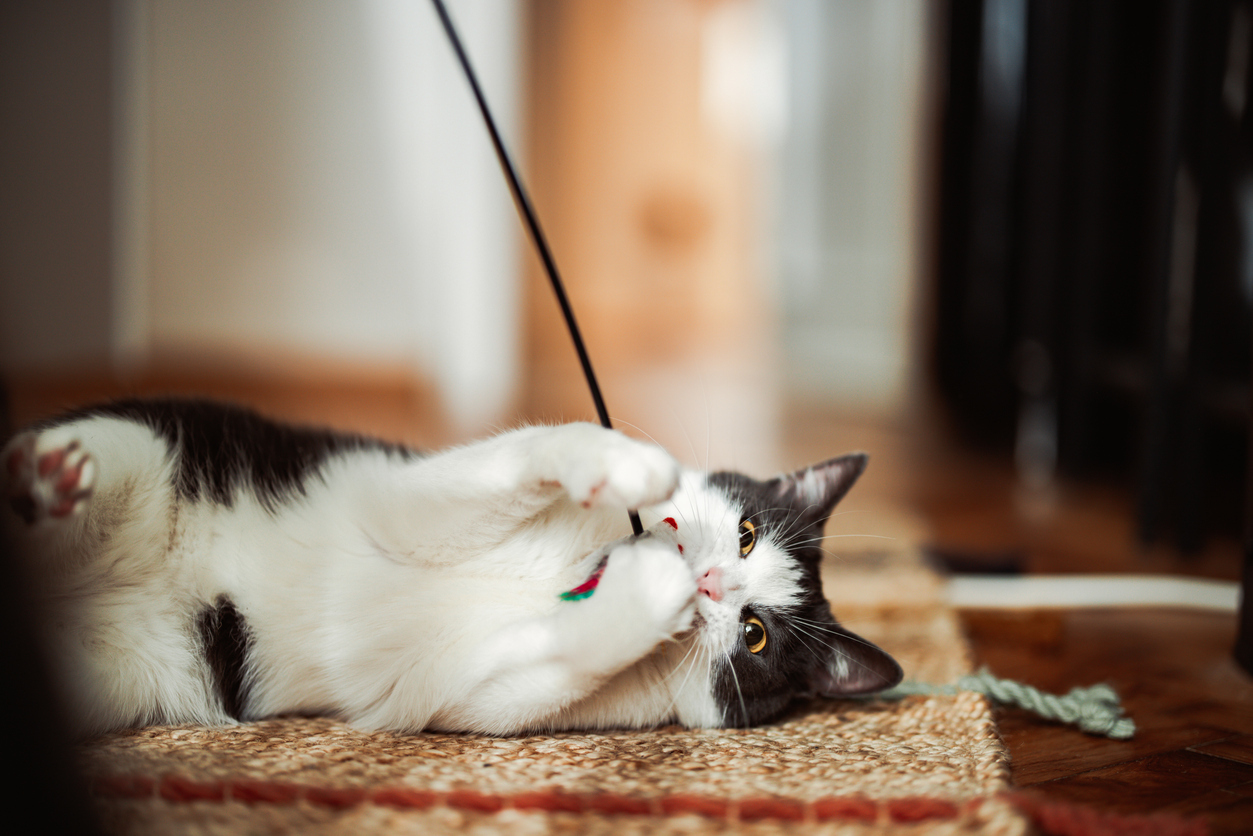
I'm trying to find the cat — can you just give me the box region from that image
[0,398,902,737]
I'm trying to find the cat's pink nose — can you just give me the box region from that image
[698,567,724,602]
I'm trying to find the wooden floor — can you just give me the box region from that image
[968,608,1253,833]
[6,367,1253,833]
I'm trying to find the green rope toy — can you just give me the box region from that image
[875,668,1136,739]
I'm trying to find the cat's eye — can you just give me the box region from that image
[738,519,756,557]
[742,616,767,653]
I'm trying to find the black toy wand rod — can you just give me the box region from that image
[429,0,645,537]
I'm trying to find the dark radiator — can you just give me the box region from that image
[933,0,1253,555]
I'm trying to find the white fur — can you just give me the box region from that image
[0,419,805,736]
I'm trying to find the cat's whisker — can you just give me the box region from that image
[663,633,703,687]
[668,408,703,473]
[745,505,797,522]
[826,532,894,541]
[781,616,898,688]
[791,614,873,635]
[702,388,711,474]
[610,419,665,453]
[654,638,708,730]
[776,525,809,551]
[785,614,854,652]
[780,619,838,669]
[688,485,714,544]
[720,646,750,728]
[790,615,893,658]
[779,521,894,547]
[787,534,897,550]
[669,500,696,534]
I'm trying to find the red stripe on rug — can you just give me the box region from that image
[230,779,302,804]
[371,787,441,810]
[305,786,368,808]
[658,794,730,818]
[91,776,1215,833]
[510,790,584,813]
[738,797,807,822]
[159,775,225,803]
[446,789,506,814]
[812,796,879,822]
[89,773,968,824]
[585,794,653,816]
[887,797,961,823]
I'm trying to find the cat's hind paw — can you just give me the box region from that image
[4,431,95,524]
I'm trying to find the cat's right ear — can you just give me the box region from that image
[773,453,868,528]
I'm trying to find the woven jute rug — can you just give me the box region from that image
[79,547,1034,835]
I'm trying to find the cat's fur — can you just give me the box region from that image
[0,398,901,737]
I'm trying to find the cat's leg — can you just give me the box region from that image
[429,422,679,510]
[354,423,680,557]
[448,526,698,733]
[1,416,203,735]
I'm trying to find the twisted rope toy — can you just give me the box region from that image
[877,668,1136,739]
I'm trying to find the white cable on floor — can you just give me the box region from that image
[946,574,1241,612]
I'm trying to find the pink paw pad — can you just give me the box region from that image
[579,480,605,509]
[5,435,94,524]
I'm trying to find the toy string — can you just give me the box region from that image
[430,0,644,537]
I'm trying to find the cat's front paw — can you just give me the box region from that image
[600,535,697,641]
[3,430,95,524]
[557,426,680,511]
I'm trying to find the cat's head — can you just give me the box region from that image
[661,454,902,727]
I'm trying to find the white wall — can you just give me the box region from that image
[117,0,522,428]
[773,0,927,414]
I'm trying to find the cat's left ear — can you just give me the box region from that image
[809,627,903,697]
[774,452,868,527]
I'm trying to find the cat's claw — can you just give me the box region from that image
[3,431,95,524]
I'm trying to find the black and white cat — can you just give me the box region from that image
[1,399,901,737]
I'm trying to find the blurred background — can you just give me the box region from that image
[2,0,1251,582]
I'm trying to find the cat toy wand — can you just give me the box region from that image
[430,0,645,537]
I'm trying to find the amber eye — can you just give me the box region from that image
[738,519,756,557]
[742,616,767,653]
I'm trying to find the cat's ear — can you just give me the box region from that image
[774,452,868,527]
[809,627,903,697]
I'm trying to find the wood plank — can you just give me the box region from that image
[998,715,1231,786]
[1033,750,1253,812]
[1160,791,1253,836]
